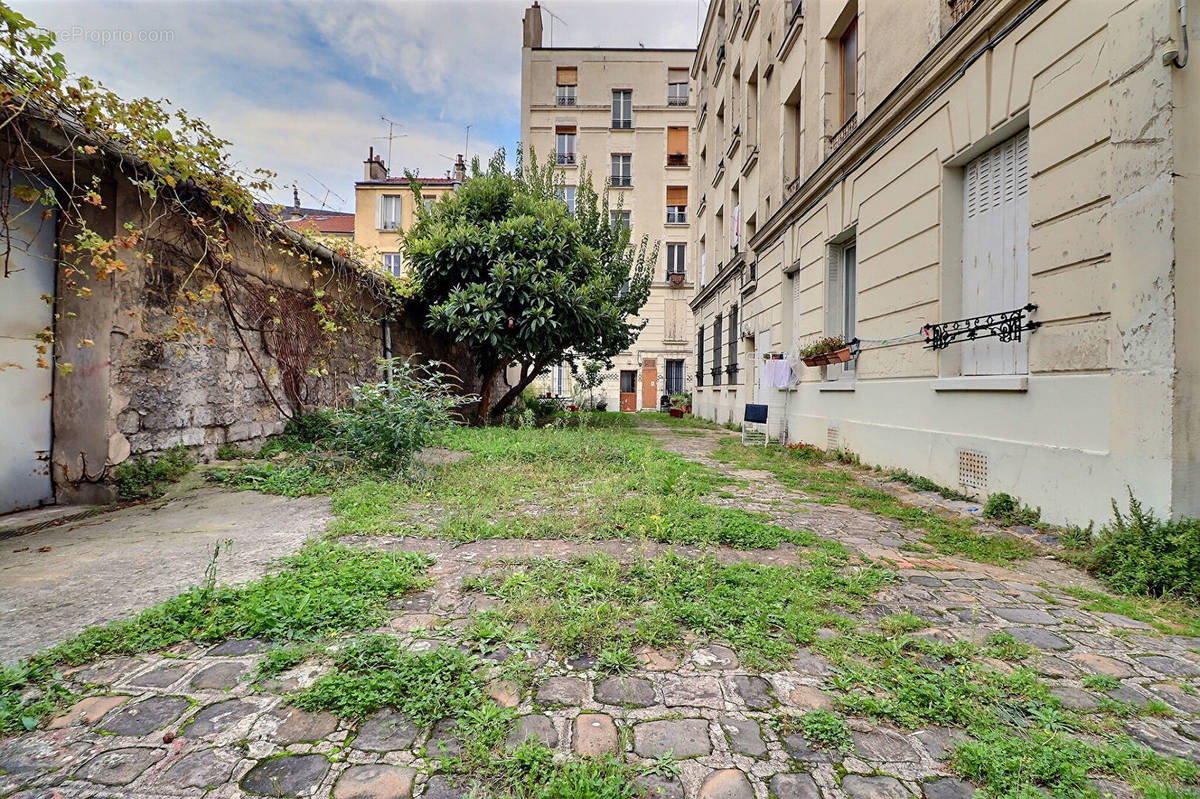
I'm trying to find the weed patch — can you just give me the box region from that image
[983,492,1042,527]
[887,469,975,502]
[111,445,193,500]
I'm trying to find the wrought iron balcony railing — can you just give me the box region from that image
[831,113,857,151]
[606,175,632,187]
[556,152,577,166]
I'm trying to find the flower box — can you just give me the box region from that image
[669,408,684,418]
[826,346,853,364]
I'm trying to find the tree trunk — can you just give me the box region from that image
[489,357,551,419]
[475,362,505,425]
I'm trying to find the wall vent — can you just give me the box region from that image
[958,449,988,493]
[826,427,840,452]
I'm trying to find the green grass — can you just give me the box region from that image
[1,542,431,732]
[776,709,853,751]
[460,551,895,669]
[111,444,194,500]
[1054,585,1200,637]
[886,469,975,502]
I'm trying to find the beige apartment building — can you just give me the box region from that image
[520,3,696,411]
[354,149,464,276]
[690,0,1198,524]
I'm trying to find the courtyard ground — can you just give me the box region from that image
[0,415,1197,799]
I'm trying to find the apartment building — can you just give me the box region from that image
[690,0,1198,524]
[354,149,465,276]
[520,3,696,411]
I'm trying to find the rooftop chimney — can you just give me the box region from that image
[290,184,302,219]
[522,2,543,49]
[452,154,466,184]
[364,146,389,181]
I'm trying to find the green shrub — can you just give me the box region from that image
[983,492,1042,526]
[214,443,245,460]
[1085,493,1200,602]
[110,445,193,500]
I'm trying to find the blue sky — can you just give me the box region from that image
[16,0,703,211]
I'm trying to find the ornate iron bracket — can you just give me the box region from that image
[922,304,1041,351]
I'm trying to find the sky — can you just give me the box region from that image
[14,0,704,212]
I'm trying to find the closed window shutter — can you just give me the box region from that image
[825,249,843,338]
[666,186,688,206]
[556,67,577,86]
[667,127,688,156]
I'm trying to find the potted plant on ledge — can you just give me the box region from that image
[800,336,852,367]
[669,392,692,417]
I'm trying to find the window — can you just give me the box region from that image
[839,17,858,126]
[610,154,631,187]
[556,126,576,165]
[666,243,686,276]
[696,325,705,386]
[786,80,803,181]
[378,194,402,230]
[556,66,577,105]
[612,89,632,128]
[961,130,1030,375]
[422,194,436,212]
[826,237,857,378]
[553,363,567,396]
[711,313,723,386]
[668,81,688,105]
[665,360,685,395]
[382,252,403,277]
[746,69,759,147]
[666,186,687,224]
[557,185,577,214]
[667,127,688,166]
[620,370,637,394]
[727,304,739,382]
[610,210,631,229]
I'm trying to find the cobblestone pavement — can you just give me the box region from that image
[2,425,1198,798]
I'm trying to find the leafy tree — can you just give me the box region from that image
[404,149,656,423]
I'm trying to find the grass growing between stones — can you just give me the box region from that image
[711,439,1039,565]
[1052,585,1200,638]
[0,542,431,733]
[461,551,895,669]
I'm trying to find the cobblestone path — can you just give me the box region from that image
[2,424,1197,799]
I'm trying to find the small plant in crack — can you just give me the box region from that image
[777,710,853,752]
[1082,674,1121,692]
[597,644,639,675]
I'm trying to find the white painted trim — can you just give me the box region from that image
[819,381,855,392]
[933,376,1028,392]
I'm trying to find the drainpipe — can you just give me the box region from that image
[382,317,393,382]
[1165,0,1189,68]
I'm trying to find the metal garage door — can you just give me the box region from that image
[0,170,55,513]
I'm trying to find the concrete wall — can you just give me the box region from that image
[689,0,1195,525]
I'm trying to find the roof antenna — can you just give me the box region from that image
[541,2,567,46]
[375,116,407,170]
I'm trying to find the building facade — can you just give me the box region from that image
[354,149,464,277]
[690,0,1198,524]
[520,3,697,411]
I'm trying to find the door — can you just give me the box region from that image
[1,170,56,513]
[619,370,637,412]
[641,358,658,409]
[753,330,770,404]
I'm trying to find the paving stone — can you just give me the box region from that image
[780,732,836,763]
[922,777,976,798]
[852,728,920,762]
[633,719,712,758]
[1072,654,1135,678]
[271,705,339,745]
[913,727,967,761]
[507,714,559,748]
[74,746,164,786]
[240,753,330,797]
[788,648,832,676]
[732,675,776,709]
[693,644,738,669]
[394,590,434,612]
[573,713,618,756]
[993,608,1057,625]
[1107,684,1151,708]
[420,774,472,798]
[721,716,766,757]
[333,765,416,799]
[1125,719,1199,759]
[49,694,127,729]
[486,680,521,708]
[1137,656,1200,677]
[1032,655,1077,678]
[209,638,270,656]
[160,747,238,789]
[660,675,724,709]
[768,772,821,799]
[100,696,191,736]
[636,773,685,799]
[352,709,419,751]
[71,657,140,685]
[1095,612,1153,630]
[908,576,945,587]
[427,718,464,759]
[637,647,682,671]
[1051,686,1099,712]
[536,676,589,706]
[189,661,249,690]
[125,661,191,689]
[594,676,656,707]
[183,699,259,738]
[842,774,911,799]
[697,768,753,799]
[1146,682,1200,714]
[1088,779,1137,799]
[787,685,833,710]
[1007,627,1072,650]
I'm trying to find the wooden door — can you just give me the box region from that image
[619,370,637,412]
[641,358,658,410]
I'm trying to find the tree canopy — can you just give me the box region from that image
[404,149,656,422]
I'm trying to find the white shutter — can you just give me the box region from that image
[825,249,843,339]
[791,272,803,350]
[961,130,1029,375]
[375,194,383,229]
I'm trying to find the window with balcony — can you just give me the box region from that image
[610,154,632,187]
[668,67,689,105]
[377,194,402,230]
[666,185,688,224]
[555,127,576,165]
[610,210,631,229]
[666,243,686,277]
[711,313,723,386]
[557,185,577,214]
[667,127,688,166]
[612,89,633,128]
[839,16,858,127]
[382,252,403,277]
[556,66,577,105]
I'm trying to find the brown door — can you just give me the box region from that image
[619,370,637,412]
[641,358,658,409]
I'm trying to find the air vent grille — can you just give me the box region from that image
[958,450,988,493]
[827,427,840,452]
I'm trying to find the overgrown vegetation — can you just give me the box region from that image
[0,542,430,732]
[111,445,193,500]
[886,469,975,502]
[983,492,1042,527]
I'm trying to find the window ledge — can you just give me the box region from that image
[818,381,855,392]
[933,375,1028,392]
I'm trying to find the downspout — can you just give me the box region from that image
[382,316,393,383]
[1166,0,1189,68]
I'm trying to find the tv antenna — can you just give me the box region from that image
[302,172,346,210]
[541,2,567,46]
[374,116,407,169]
